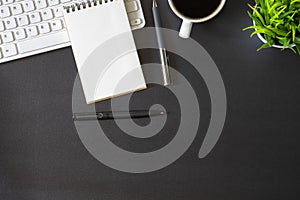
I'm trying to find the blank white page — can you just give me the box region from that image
[64,0,146,104]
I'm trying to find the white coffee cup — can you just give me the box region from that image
[168,0,226,39]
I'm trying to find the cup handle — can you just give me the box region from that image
[179,20,193,39]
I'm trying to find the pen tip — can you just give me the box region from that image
[159,111,167,116]
[153,0,158,7]
[149,110,166,116]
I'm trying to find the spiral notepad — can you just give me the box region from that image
[63,0,146,104]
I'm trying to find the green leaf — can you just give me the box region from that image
[269,2,283,13]
[291,23,296,41]
[257,0,266,9]
[294,37,300,44]
[266,26,290,36]
[280,10,296,18]
[287,46,297,54]
[248,4,266,25]
[273,19,285,28]
[282,38,292,48]
[278,38,291,49]
[296,44,300,54]
[250,28,276,37]
[257,42,272,51]
[265,0,270,11]
[270,5,287,20]
[291,0,300,5]
[264,0,271,23]
[265,34,275,45]
[243,25,262,31]
[248,11,263,26]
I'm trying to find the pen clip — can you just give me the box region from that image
[165,55,172,85]
[166,55,171,67]
[97,113,104,119]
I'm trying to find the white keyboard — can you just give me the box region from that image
[0,0,145,63]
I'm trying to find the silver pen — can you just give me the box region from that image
[152,0,172,86]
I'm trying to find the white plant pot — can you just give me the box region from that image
[253,20,296,49]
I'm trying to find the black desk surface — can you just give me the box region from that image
[1,0,300,199]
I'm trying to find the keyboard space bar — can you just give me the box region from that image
[18,31,70,54]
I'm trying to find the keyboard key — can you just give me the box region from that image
[11,3,24,15]
[14,28,26,39]
[26,25,38,37]
[41,8,53,20]
[0,21,5,31]
[48,0,59,6]
[0,6,11,18]
[73,0,85,4]
[2,43,18,57]
[53,6,63,17]
[125,1,138,13]
[2,0,14,4]
[130,18,142,26]
[18,31,69,53]
[29,12,41,23]
[50,19,62,31]
[2,31,14,43]
[17,15,29,26]
[36,0,47,9]
[4,17,17,29]
[60,0,70,3]
[38,22,50,34]
[23,0,35,12]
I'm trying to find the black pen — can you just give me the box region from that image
[152,0,172,86]
[73,110,166,121]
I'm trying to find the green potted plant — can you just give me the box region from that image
[243,0,300,54]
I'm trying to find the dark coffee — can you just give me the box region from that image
[171,0,222,19]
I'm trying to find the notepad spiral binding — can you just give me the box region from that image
[64,0,116,13]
